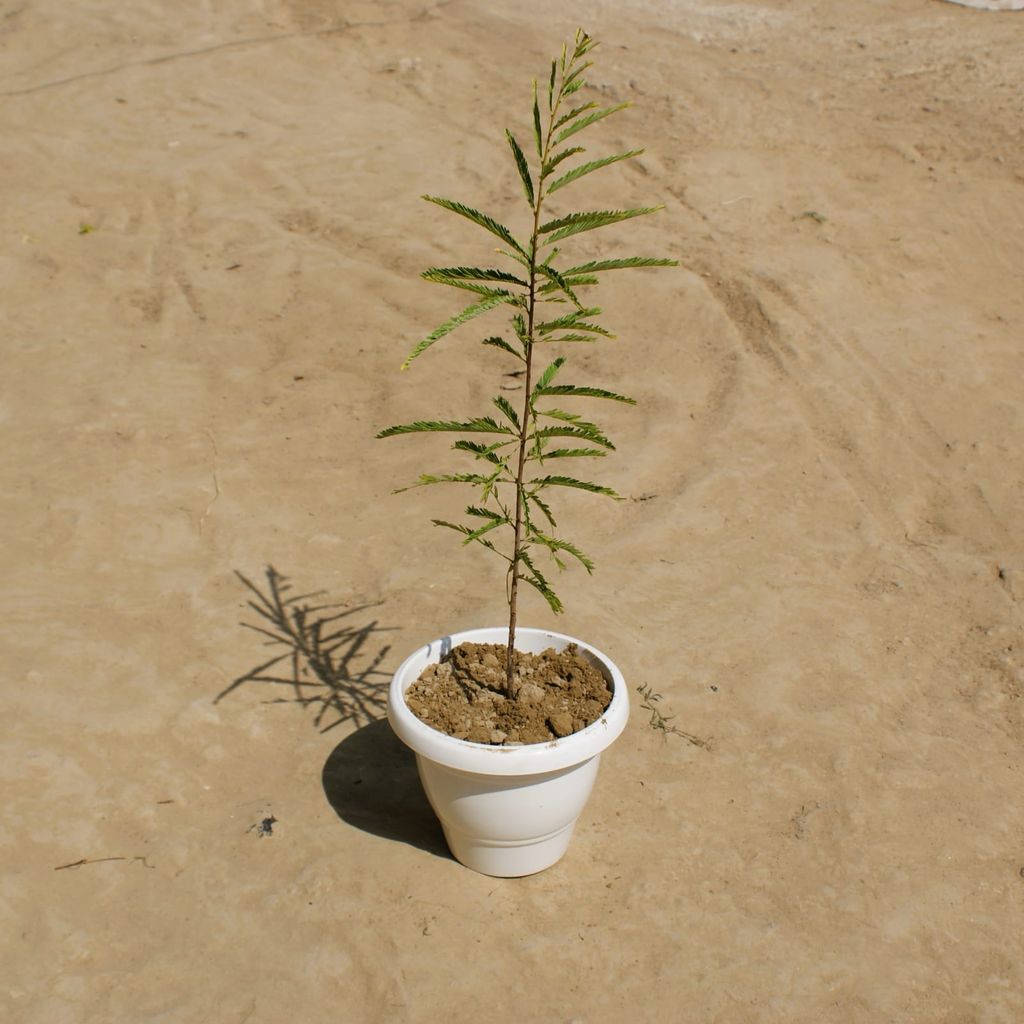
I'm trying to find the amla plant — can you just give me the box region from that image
[378,29,677,690]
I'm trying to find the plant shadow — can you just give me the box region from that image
[221,566,449,859]
[216,566,395,732]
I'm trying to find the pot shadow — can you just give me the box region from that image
[321,719,450,860]
[219,566,449,859]
[216,566,396,732]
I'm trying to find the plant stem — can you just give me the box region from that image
[505,71,568,689]
[505,202,540,688]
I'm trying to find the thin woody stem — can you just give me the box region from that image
[505,62,572,688]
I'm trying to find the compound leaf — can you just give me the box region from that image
[422,195,527,256]
[377,416,514,438]
[553,102,630,145]
[452,439,508,465]
[481,335,523,360]
[539,207,663,245]
[533,356,566,393]
[518,550,563,613]
[535,533,595,573]
[493,395,522,431]
[532,81,544,158]
[400,294,513,368]
[529,492,557,527]
[423,266,528,288]
[561,256,678,274]
[547,150,643,194]
[532,424,614,449]
[505,131,535,206]
[534,307,601,335]
[554,101,598,131]
[536,264,583,308]
[534,383,635,403]
[533,447,607,460]
[541,146,585,179]
[530,475,620,497]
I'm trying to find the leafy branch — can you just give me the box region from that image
[378,29,677,691]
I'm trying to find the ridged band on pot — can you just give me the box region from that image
[387,627,629,775]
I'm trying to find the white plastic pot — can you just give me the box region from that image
[387,626,629,877]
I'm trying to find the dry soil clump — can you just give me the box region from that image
[404,642,613,745]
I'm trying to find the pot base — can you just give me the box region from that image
[442,821,576,877]
[414,750,601,877]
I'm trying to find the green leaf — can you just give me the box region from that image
[530,475,620,497]
[505,131,534,206]
[432,519,501,553]
[534,384,636,404]
[377,416,514,438]
[512,313,530,346]
[496,247,531,270]
[572,29,596,61]
[536,264,583,308]
[532,425,614,449]
[532,80,543,159]
[529,492,557,527]
[547,150,644,194]
[520,484,537,536]
[554,101,598,131]
[563,60,594,91]
[452,439,508,464]
[433,519,473,536]
[537,332,600,345]
[482,336,523,360]
[536,533,595,573]
[539,206,663,245]
[410,472,494,487]
[493,395,522,431]
[533,356,566,392]
[538,319,614,340]
[422,195,527,256]
[423,266,528,288]
[539,407,587,423]
[554,102,630,144]
[533,447,608,460]
[539,275,599,295]
[460,513,508,544]
[561,256,679,274]
[548,60,556,110]
[420,281,516,299]
[542,146,585,179]
[400,294,511,368]
[518,550,563,613]
[465,505,505,521]
[534,307,601,335]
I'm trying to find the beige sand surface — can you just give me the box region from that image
[3,1,1024,1020]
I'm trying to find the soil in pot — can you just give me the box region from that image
[404,642,612,746]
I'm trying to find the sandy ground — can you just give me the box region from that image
[3,0,1024,1020]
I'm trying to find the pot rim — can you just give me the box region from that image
[387,626,629,776]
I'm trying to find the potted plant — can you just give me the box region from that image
[378,29,676,876]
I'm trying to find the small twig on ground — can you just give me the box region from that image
[54,856,155,871]
[636,684,711,748]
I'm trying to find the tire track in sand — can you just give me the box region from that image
[689,255,1016,566]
